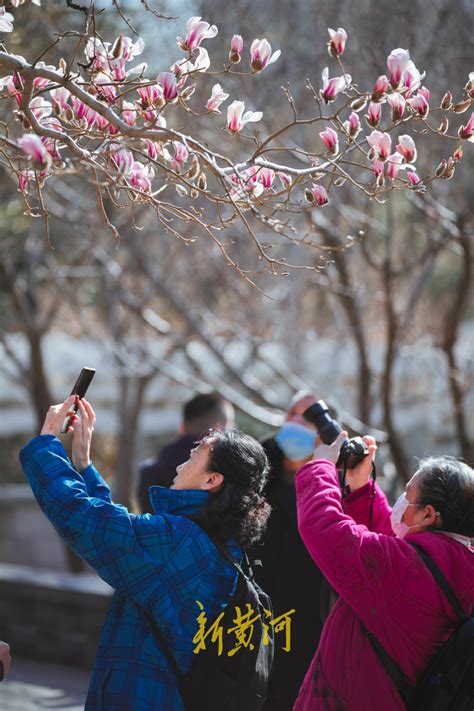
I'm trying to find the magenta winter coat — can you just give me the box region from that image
[294,459,474,711]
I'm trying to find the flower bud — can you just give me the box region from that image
[376,172,385,188]
[438,117,449,134]
[453,147,463,162]
[453,100,471,114]
[190,188,199,199]
[350,97,367,112]
[175,184,188,197]
[435,159,447,177]
[305,188,315,203]
[187,156,200,180]
[180,84,196,101]
[112,36,124,60]
[440,91,453,110]
[197,172,207,190]
[88,84,98,95]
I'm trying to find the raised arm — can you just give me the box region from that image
[20,398,176,606]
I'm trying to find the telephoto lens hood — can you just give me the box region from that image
[303,400,368,469]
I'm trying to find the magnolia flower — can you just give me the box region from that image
[229,35,243,63]
[306,184,329,206]
[178,16,218,51]
[407,92,429,118]
[33,62,56,90]
[192,47,211,72]
[71,97,99,129]
[111,147,134,175]
[226,100,263,133]
[10,0,41,7]
[206,84,229,113]
[387,48,410,88]
[402,60,424,96]
[458,112,474,141]
[163,141,189,171]
[367,130,392,161]
[373,160,385,178]
[17,134,51,167]
[319,126,339,154]
[258,166,275,189]
[129,161,155,193]
[0,8,14,32]
[95,72,117,102]
[158,72,178,101]
[396,134,417,163]
[466,72,474,99]
[387,93,406,121]
[344,111,361,138]
[250,39,281,72]
[320,67,351,103]
[372,75,390,102]
[30,96,52,121]
[386,152,405,179]
[137,83,164,108]
[327,28,347,57]
[50,87,70,113]
[365,101,382,127]
[121,101,136,126]
[277,171,292,188]
[407,170,421,185]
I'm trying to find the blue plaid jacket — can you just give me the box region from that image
[20,435,240,710]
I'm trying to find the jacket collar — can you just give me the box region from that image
[149,485,210,516]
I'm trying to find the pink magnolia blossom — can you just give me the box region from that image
[18,169,44,194]
[230,35,243,63]
[30,96,52,121]
[250,39,281,72]
[467,72,474,99]
[33,62,56,89]
[367,130,392,161]
[121,100,137,126]
[319,126,339,154]
[320,67,351,103]
[386,152,405,179]
[71,96,98,129]
[344,111,361,138]
[178,16,218,51]
[158,72,178,101]
[402,60,424,96]
[226,100,263,133]
[407,92,429,117]
[17,134,51,167]
[327,28,347,57]
[137,83,164,109]
[258,166,275,189]
[128,161,155,193]
[387,93,405,121]
[163,141,189,171]
[277,171,292,188]
[458,112,474,141]
[387,48,410,88]
[0,74,22,105]
[365,101,382,127]
[396,134,417,163]
[407,170,421,185]
[206,83,229,113]
[372,75,390,102]
[307,184,329,206]
[373,160,385,178]
[95,72,117,102]
[0,8,14,33]
[146,141,162,161]
[111,147,134,175]
[50,87,70,114]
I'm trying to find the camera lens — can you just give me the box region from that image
[303,400,342,445]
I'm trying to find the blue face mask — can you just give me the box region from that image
[275,422,316,461]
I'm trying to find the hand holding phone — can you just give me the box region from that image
[60,368,96,434]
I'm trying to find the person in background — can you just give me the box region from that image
[253,390,325,711]
[0,641,11,681]
[294,432,474,710]
[137,392,235,513]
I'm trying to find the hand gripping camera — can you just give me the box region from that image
[303,400,369,469]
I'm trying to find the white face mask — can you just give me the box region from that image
[390,493,423,539]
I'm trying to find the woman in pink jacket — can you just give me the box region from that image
[294,432,474,711]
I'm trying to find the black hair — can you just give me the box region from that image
[416,456,474,537]
[194,429,271,548]
[183,392,231,435]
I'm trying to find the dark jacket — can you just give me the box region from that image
[251,437,325,711]
[137,433,196,513]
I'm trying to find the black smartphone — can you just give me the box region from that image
[60,367,96,434]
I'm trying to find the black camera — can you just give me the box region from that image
[303,400,369,469]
